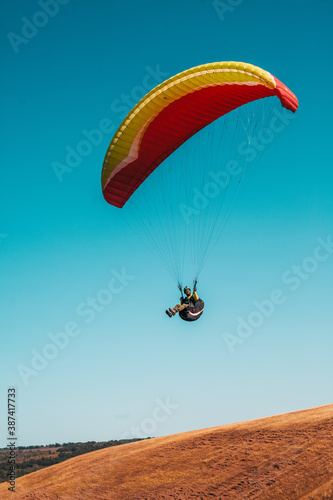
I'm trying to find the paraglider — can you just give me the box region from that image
[166,284,204,322]
[101,61,298,321]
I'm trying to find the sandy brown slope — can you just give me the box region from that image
[1,404,332,499]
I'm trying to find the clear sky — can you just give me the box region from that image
[1,0,332,447]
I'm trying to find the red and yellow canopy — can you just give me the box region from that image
[102,61,298,208]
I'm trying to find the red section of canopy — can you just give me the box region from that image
[103,81,298,208]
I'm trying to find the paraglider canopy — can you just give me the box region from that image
[102,61,298,208]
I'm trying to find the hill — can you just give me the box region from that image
[0,404,332,499]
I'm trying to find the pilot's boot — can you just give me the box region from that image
[166,308,176,317]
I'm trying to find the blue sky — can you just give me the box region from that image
[1,0,332,446]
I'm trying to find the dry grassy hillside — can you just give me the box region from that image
[1,404,332,499]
